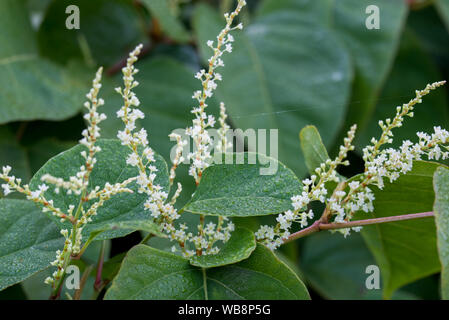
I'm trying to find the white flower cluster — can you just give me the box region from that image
[257,80,448,248]
[1,68,136,287]
[168,132,187,185]
[114,44,234,257]
[328,81,448,236]
[1,166,68,221]
[114,45,177,227]
[256,125,357,249]
[187,0,246,184]
[41,68,107,196]
[216,102,232,153]
[45,229,72,286]
[114,1,246,258]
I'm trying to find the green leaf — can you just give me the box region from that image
[88,220,164,243]
[356,161,441,298]
[301,232,378,299]
[25,138,77,175]
[256,0,333,24]
[330,0,408,132]
[432,166,449,300]
[37,0,146,67]
[0,199,63,291]
[300,231,418,300]
[257,0,407,136]
[30,139,167,240]
[0,0,88,124]
[141,0,190,43]
[357,30,449,150]
[193,3,352,179]
[104,244,309,300]
[189,228,256,268]
[435,0,449,32]
[184,153,302,217]
[0,128,31,191]
[299,125,330,175]
[408,5,449,66]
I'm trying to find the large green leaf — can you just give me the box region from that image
[104,244,309,300]
[29,139,166,240]
[37,0,146,67]
[356,161,441,298]
[257,0,407,138]
[141,0,190,43]
[300,231,418,300]
[184,153,302,217]
[330,0,407,132]
[432,166,449,300]
[0,0,88,124]
[357,30,449,150]
[299,125,330,175]
[193,3,352,178]
[189,227,256,268]
[0,199,63,291]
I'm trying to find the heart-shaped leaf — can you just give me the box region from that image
[184,153,302,217]
[104,244,310,300]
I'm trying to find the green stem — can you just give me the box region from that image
[70,189,87,249]
[284,211,434,244]
[50,190,88,299]
[76,235,95,258]
[49,266,67,300]
[140,232,154,245]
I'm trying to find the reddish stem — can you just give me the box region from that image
[285,211,434,244]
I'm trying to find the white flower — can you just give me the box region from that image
[1,184,11,195]
[126,153,139,167]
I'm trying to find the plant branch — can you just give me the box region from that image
[74,265,94,300]
[94,241,106,292]
[284,211,434,244]
[140,232,155,245]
